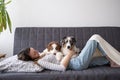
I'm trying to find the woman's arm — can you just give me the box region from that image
[37,54,66,71]
[37,51,74,71]
[37,60,66,71]
[60,50,75,68]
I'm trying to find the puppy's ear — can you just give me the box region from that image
[60,36,66,44]
[56,42,61,51]
[47,42,53,51]
[72,37,76,43]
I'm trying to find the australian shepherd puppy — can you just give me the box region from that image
[41,41,63,61]
[61,36,80,58]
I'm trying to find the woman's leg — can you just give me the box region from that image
[68,40,98,70]
[68,34,111,70]
[89,56,109,67]
[89,36,110,67]
[89,34,120,65]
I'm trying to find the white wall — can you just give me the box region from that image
[0,0,120,57]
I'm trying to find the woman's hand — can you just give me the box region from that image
[67,49,76,57]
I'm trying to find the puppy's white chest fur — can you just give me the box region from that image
[61,48,69,56]
[41,42,63,61]
[61,46,80,58]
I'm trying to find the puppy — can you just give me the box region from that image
[41,41,63,61]
[61,36,80,58]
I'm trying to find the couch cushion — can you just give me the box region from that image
[0,66,120,80]
[14,27,120,55]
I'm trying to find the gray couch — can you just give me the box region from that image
[0,27,120,80]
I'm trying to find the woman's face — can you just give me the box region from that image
[29,48,40,59]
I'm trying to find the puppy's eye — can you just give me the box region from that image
[56,47,59,51]
[65,40,68,43]
[55,47,57,50]
[70,40,73,43]
[50,47,53,50]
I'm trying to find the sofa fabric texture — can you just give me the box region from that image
[0,27,120,80]
[14,27,120,55]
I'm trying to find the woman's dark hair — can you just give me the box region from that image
[17,47,33,61]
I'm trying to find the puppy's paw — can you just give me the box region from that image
[74,47,80,53]
[56,52,63,61]
[76,48,80,53]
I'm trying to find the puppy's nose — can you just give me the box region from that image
[54,53,56,55]
[67,46,70,49]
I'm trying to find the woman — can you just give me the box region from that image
[18,47,74,71]
[18,34,120,71]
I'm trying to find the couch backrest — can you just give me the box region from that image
[13,27,120,55]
